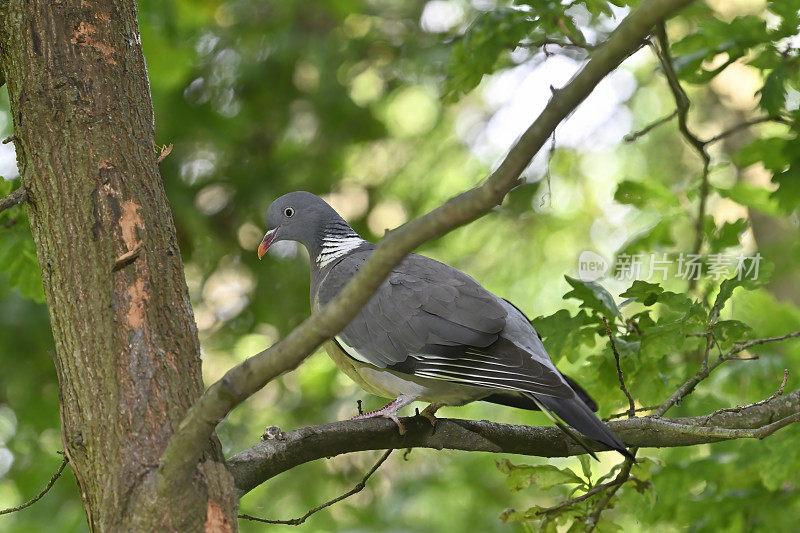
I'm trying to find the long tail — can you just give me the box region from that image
[527,392,633,459]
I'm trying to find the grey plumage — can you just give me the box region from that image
[259,191,631,458]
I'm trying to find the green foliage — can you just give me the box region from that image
[496,459,584,492]
[564,276,621,318]
[1,0,799,532]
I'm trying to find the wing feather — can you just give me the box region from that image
[315,249,572,399]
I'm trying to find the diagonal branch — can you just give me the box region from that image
[655,330,799,417]
[156,0,697,493]
[0,456,68,515]
[652,23,710,270]
[226,388,800,497]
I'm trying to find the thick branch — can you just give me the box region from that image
[157,0,696,492]
[227,388,800,497]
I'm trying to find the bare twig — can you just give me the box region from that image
[0,457,68,515]
[726,332,800,357]
[704,369,789,423]
[644,413,800,440]
[652,23,711,279]
[0,187,27,214]
[623,110,678,142]
[536,478,625,515]
[157,0,698,493]
[603,316,636,418]
[521,38,596,52]
[585,455,635,531]
[705,115,791,145]
[655,331,799,417]
[2,134,15,144]
[238,449,392,526]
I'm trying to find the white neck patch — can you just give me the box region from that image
[317,235,365,268]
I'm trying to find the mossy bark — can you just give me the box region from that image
[0,0,237,530]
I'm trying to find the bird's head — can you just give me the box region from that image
[258,191,348,259]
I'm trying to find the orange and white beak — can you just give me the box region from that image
[257,228,279,260]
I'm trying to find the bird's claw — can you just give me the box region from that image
[419,404,441,429]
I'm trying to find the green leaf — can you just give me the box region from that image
[619,280,663,306]
[712,319,753,345]
[614,180,678,210]
[758,65,788,115]
[618,219,676,255]
[771,165,800,213]
[564,276,621,318]
[712,260,774,313]
[715,182,780,215]
[533,309,598,363]
[578,454,592,482]
[496,459,584,492]
[733,137,789,171]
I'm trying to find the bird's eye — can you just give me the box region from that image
[283,207,295,218]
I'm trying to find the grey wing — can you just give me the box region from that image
[318,251,573,399]
[318,251,506,367]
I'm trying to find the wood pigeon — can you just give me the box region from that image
[258,191,631,458]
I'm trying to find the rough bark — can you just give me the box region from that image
[0,1,236,530]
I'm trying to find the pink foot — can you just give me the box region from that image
[351,397,410,434]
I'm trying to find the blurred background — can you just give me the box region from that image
[1,0,799,531]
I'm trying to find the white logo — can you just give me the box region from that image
[577,250,609,281]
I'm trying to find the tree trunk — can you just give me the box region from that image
[0,0,237,530]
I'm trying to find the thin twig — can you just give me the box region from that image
[0,187,27,214]
[703,369,789,423]
[726,331,800,357]
[655,330,800,417]
[705,115,791,145]
[0,457,68,515]
[536,478,625,515]
[623,110,678,142]
[541,131,556,207]
[603,316,636,418]
[239,449,392,526]
[521,38,596,52]
[653,23,711,284]
[644,413,800,440]
[585,454,636,532]
[1,135,15,144]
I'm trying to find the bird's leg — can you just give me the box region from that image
[351,395,416,435]
[419,403,442,427]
